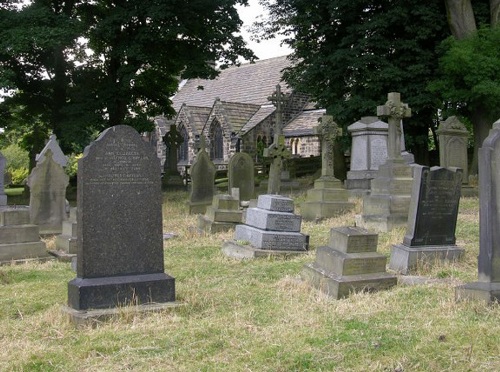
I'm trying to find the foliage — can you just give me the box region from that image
[9,166,29,185]
[429,25,500,124]
[0,0,255,156]
[65,153,82,179]
[256,0,451,163]
[1,143,29,170]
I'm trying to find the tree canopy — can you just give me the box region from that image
[1,0,255,160]
[257,0,496,169]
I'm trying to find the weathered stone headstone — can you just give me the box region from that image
[356,92,414,232]
[162,124,184,188]
[456,119,500,303]
[27,149,69,235]
[0,152,7,206]
[346,117,388,191]
[36,134,68,168]
[264,85,292,194]
[228,152,255,202]
[222,194,309,259]
[188,136,216,214]
[437,116,469,184]
[302,227,397,299]
[389,166,464,274]
[66,125,175,313]
[301,115,354,220]
[198,194,243,234]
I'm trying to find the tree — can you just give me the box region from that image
[255,0,451,164]
[437,0,497,174]
[1,0,255,162]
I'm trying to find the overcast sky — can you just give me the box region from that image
[236,0,292,60]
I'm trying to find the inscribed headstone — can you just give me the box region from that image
[67,125,175,311]
[437,116,469,184]
[188,136,216,214]
[27,149,69,235]
[389,165,464,273]
[228,152,255,202]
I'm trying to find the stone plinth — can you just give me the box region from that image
[389,166,464,274]
[356,159,413,232]
[222,194,309,259]
[301,176,354,221]
[198,194,243,233]
[51,207,77,261]
[0,207,49,264]
[302,227,396,299]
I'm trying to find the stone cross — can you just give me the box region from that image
[315,115,342,178]
[377,92,411,160]
[163,124,184,172]
[264,85,291,194]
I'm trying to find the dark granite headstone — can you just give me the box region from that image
[456,119,500,303]
[67,125,175,311]
[389,165,464,274]
[228,152,255,202]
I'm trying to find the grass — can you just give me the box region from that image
[1,190,499,371]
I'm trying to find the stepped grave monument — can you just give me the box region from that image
[222,194,309,259]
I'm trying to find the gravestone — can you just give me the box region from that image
[52,207,77,261]
[66,125,175,314]
[389,166,464,274]
[222,194,309,259]
[264,85,292,194]
[356,92,414,232]
[302,227,397,299]
[437,116,469,185]
[0,152,7,206]
[188,136,216,214]
[0,151,49,264]
[301,115,354,221]
[162,124,184,188]
[228,152,255,202]
[346,117,388,191]
[36,134,68,168]
[198,193,243,234]
[27,149,69,235]
[456,119,500,303]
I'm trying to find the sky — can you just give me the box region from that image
[236,0,292,60]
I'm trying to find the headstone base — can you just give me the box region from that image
[62,301,183,327]
[162,172,185,189]
[197,215,237,234]
[0,241,49,264]
[68,272,175,311]
[345,178,372,191]
[187,201,212,214]
[234,225,308,251]
[389,244,464,274]
[222,240,308,259]
[355,213,409,233]
[455,282,500,304]
[301,201,355,221]
[302,262,397,299]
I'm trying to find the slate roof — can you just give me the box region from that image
[211,101,261,134]
[183,105,212,134]
[283,109,326,137]
[172,56,292,110]
[240,105,276,135]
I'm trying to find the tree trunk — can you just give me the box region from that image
[492,0,500,26]
[444,0,477,39]
[469,105,492,175]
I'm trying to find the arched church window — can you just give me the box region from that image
[179,125,189,161]
[210,121,224,160]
